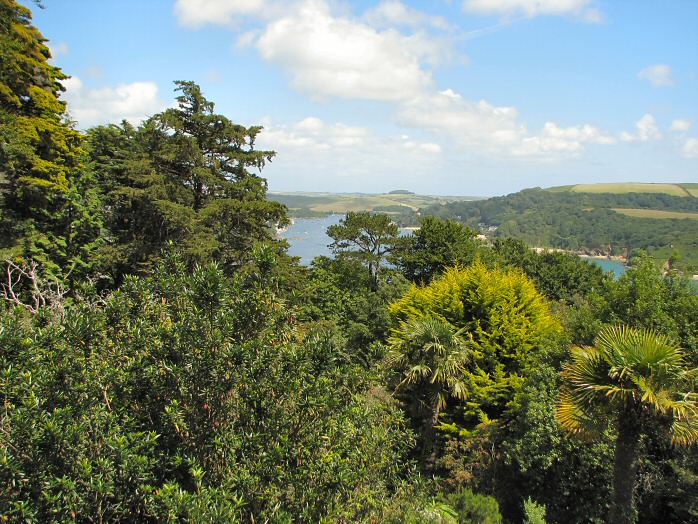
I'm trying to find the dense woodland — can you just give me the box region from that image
[1,2,698,523]
[423,189,698,271]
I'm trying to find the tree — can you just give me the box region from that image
[87,81,288,280]
[0,253,417,522]
[393,216,480,284]
[390,264,560,431]
[0,0,102,280]
[387,318,470,467]
[556,325,698,524]
[327,211,399,289]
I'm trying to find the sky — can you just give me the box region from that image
[31,0,698,196]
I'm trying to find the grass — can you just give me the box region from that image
[269,192,480,214]
[612,208,698,220]
[559,183,692,197]
[681,184,698,197]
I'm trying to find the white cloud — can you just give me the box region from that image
[259,116,440,154]
[397,88,613,157]
[670,119,691,132]
[683,138,698,158]
[255,0,442,101]
[61,77,166,128]
[174,0,266,27]
[257,116,443,189]
[619,114,662,143]
[398,90,526,151]
[638,64,674,87]
[171,0,630,162]
[462,0,602,22]
[364,0,451,30]
[516,122,615,156]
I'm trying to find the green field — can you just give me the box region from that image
[269,191,480,216]
[612,208,698,220]
[548,183,692,197]
[681,183,698,197]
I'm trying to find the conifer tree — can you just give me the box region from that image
[88,82,288,280]
[0,0,102,280]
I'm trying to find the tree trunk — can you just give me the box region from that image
[424,399,442,473]
[607,410,641,524]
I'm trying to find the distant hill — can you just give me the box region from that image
[269,191,481,223]
[547,182,695,197]
[421,184,698,271]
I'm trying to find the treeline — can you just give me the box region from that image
[422,188,698,270]
[2,2,698,523]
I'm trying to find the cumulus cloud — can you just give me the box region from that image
[61,77,166,128]
[619,114,662,143]
[638,64,673,87]
[462,0,603,22]
[516,122,615,156]
[670,119,691,132]
[396,88,613,157]
[683,138,698,158]
[256,116,443,189]
[172,0,626,161]
[173,0,267,27]
[255,0,444,101]
[258,116,440,154]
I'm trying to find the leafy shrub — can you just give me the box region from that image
[523,497,547,524]
[442,489,503,524]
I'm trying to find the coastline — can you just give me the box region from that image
[532,246,627,264]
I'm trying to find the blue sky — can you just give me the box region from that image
[32,0,698,196]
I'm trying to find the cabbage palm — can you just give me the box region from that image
[556,325,698,524]
[387,318,470,468]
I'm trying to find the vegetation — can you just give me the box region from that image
[423,187,698,270]
[1,3,696,523]
[549,183,693,197]
[269,190,479,222]
[557,326,698,523]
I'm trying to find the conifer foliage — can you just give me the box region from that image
[88,81,288,280]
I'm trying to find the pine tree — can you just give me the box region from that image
[0,0,102,280]
[88,82,288,280]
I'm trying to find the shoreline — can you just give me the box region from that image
[532,246,627,263]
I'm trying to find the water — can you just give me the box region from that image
[281,216,628,278]
[583,257,627,277]
[282,215,342,265]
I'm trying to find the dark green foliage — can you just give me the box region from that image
[87,82,287,282]
[393,216,481,284]
[423,188,698,269]
[328,211,400,288]
[441,489,503,524]
[491,238,609,304]
[0,256,417,522]
[299,256,411,366]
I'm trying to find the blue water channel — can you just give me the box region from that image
[280,215,628,277]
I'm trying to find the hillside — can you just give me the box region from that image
[422,184,698,270]
[269,191,481,222]
[547,182,696,196]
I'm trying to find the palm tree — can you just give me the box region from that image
[387,317,470,469]
[556,325,698,524]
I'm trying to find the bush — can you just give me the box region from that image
[523,497,547,524]
[442,489,503,524]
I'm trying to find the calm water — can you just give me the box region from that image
[281,216,627,277]
[583,257,627,277]
[282,215,342,265]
